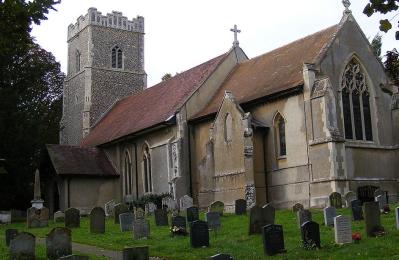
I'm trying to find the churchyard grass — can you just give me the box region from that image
[1,204,399,259]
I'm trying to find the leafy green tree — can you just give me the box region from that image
[385,49,399,85]
[161,73,172,81]
[363,0,399,40]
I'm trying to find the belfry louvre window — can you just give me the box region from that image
[341,59,373,141]
[111,46,123,69]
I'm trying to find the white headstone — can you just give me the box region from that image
[179,195,193,211]
[334,215,352,244]
[104,200,116,217]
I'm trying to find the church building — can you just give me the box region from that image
[44,5,399,215]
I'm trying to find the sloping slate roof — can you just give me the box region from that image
[82,53,227,146]
[47,144,118,176]
[193,25,339,120]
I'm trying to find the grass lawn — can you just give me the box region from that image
[1,204,399,259]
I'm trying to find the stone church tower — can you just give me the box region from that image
[60,8,146,145]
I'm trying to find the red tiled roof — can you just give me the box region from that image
[46,144,118,176]
[81,53,228,146]
[193,25,339,119]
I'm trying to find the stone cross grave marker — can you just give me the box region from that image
[297,209,312,228]
[329,192,342,208]
[350,199,363,221]
[210,253,234,260]
[301,221,321,249]
[364,201,382,237]
[179,195,193,211]
[334,215,352,244]
[190,220,209,248]
[154,208,168,226]
[235,199,246,215]
[122,246,149,260]
[119,212,134,232]
[54,211,65,223]
[5,229,18,247]
[46,227,72,260]
[396,207,399,230]
[187,206,199,222]
[262,224,285,256]
[344,191,356,207]
[209,201,224,216]
[27,206,49,228]
[9,232,35,260]
[65,208,80,228]
[133,210,150,240]
[114,203,129,224]
[205,211,221,231]
[248,205,275,235]
[90,207,105,234]
[292,203,304,213]
[104,200,116,217]
[323,206,337,227]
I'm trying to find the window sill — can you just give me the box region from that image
[277,155,287,160]
[345,141,399,150]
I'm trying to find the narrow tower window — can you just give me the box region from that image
[143,145,152,193]
[224,113,233,142]
[124,150,133,196]
[111,46,123,69]
[75,50,81,73]
[274,113,286,157]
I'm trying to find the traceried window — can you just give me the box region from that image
[111,46,123,69]
[274,113,286,157]
[224,113,233,142]
[143,145,152,193]
[341,59,373,141]
[123,151,133,196]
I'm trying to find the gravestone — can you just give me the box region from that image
[187,206,199,222]
[27,206,49,228]
[190,220,209,248]
[235,199,246,215]
[162,198,177,211]
[46,227,72,260]
[5,229,18,247]
[133,211,150,240]
[297,210,312,228]
[334,215,352,244]
[396,207,399,230]
[145,203,156,215]
[154,209,168,226]
[375,195,385,210]
[323,206,337,227]
[119,212,134,232]
[9,232,35,260]
[104,200,116,217]
[209,201,224,216]
[90,207,105,234]
[205,211,221,230]
[262,224,285,256]
[292,203,304,213]
[122,246,149,260]
[301,221,321,249]
[350,199,363,221]
[59,255,89,260]
[329,192,342,208]
[210,253,234,260]
[374,189,384,198]
[358,185,378,203]
[180,195,193,211]
[248,205,275,235]
[54,211,65,222]
[364,201,381,237]
[171,216,187,231]
[344,191,356,207]
[114,203,129,224]
[65,208,80,228]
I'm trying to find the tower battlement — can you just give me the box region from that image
[67,8,144,41]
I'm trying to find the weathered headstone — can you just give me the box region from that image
[59,255,89,260]
[235,199,246,215]
[344,191,356,207]
[190,220,209,248]
[9,232,35,260]
[46,227,72,260]
[323,206,337,227]
[90,207,105,234]
[154,208,168,226]
[210,253,234,260]
[65,208,80,228]
[104,200,116,217]
[374,189,384,198]
[5,229,18,247]
[301,221,321,249]
[171,216,187,229]
[187,206,199,222]
[209,201,224,216]
[27,206,49,228]
[122,246,149,260]
[329,192,342,208]
[396,207,399,230]
[54,211,65,222]
[248,205,275,235]
[350,199,363,221]
[297,209,312,228]
[205,211,221,230]
[334,215,352,244]
[262,224,285,256]
[375,195,384,210]
[145,203,156,215]
[162,197,177,211]
[179,195,193,211]
[133,211,150,240]
[292,203,304,213]
[119,212,134,232]
[364,201,381,237]
[114,203,129,224]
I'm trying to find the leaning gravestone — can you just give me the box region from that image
[248,205,275,235]
[133,209,150,240]
[323,206,337,227]
[297,209,312,228]
[122,246,149,260]
[334,215,352,244]
[190,220,209,248]
[292,203,304,213]
[54,211,65,223]
[46,227,72,260]
[210,253,234,260]
[205,211,221,230]
[329,192,342,208]
[364,201,381,237]
[104,200,116,217]
[235,199,246,215]
[180,195,193,211]
[114,203,129,224]
[301,221,321,249]
[65,208,80,228]
[90,207,105,234]
[187,206,199,222]
[262,224,285,256]
[154,208,168,226]
[5,229,18,247]
[396,207,399,230]
[209,201,224,216]
[27,206,49,228]
[344,191,356,207]
[119,212,134,232]
[350,199,363,221]
[9,232,35,260]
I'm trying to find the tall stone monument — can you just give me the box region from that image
[31,169,44,209]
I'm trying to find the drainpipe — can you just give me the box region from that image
[262,128,269,203]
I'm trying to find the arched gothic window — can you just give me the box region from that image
[224,113,233,142]
[111,46,123,69]
[274,113,286,157]
[341,59,373,141]
[75,50,81,73]
[143,145,152,193]
[123,150,133,196]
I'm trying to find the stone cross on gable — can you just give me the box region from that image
[342,0,351,13]
[230,24,241,47]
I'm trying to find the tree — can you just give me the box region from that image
[371,34,382,59]
[385,49,399,85]
[363,0,399,40]
[0,0,63,210]
[161,73,172,81]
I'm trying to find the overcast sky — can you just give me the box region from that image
[31,0,397,87]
